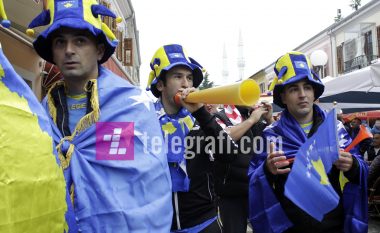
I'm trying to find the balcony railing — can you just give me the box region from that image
[344,55,378,73]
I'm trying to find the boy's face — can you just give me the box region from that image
[157,66,193,108]
[51,28,105,81]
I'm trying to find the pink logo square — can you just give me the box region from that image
[96,122,134,160]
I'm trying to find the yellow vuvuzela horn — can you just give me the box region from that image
[174,79,261,106]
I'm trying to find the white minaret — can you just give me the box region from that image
[237,29,245,82]
[222,43,229,84]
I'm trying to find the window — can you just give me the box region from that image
[363,30,373,64]
[124,38,133,66]
[99,0,126,65]
[336,44,344,74]
[259,83,266,93]
[377,26,380,58]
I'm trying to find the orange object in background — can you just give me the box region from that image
[345,125,373,152]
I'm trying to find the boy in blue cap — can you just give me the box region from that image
[27,0,172,232]
[147,44,239,233]
[248,51,368,233]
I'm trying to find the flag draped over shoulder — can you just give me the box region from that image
[284,109,340,221]
[0,47,72,232]
[43,67,173,232]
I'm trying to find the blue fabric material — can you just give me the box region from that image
[171,216,218,233]
[0,48,77,232]
[284,109,340,221]
[248,105,368,233]
[154,100,194,192]
[43,67,173,232]
[66,95,87,133]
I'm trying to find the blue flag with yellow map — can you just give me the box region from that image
[0,46,76,232]
[284,109,340,221]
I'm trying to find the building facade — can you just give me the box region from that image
[250,0,380,95]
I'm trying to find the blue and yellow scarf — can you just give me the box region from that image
[155,100,195,192]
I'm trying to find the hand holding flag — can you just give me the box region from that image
[334,151,354,172]
[266,142,291,175]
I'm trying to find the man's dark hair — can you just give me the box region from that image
[352,117,362,123]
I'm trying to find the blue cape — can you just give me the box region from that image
[43,67,172,232]
[248,106,368,233]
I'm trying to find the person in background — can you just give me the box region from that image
[368,152,380,192]
[364,133,380,163]
[371,119,380,135]
[205,103,220,114]
[348,117,372,155]
[213,103,273,233]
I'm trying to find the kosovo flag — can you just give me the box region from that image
[284,109,340,221]
[0,46,75,232]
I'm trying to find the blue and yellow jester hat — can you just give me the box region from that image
[269,51,325,108]
[146,44,204,97]
[27,0,122,64]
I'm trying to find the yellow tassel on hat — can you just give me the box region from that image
[146,70,156,89]
[202,68,206,73]
[101,22,117,41]
[116,17,122,24]
[268,76,278,91]
[0,0,7,21]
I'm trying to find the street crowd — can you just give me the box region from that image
[1,0,378,233]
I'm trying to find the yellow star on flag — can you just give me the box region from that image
[311,158,330,185]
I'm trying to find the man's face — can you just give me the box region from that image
[280,80,315,120]
[350,119,361,129]
[205,104,218,114]
[157,66,193,108]
[51,28,105,81]
[373,134,380,147]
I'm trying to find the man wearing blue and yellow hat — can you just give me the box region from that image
[248,51,368,233]
[27,0,172,232]
[147,44,238,232]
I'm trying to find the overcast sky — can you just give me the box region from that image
[132,0,371,90]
